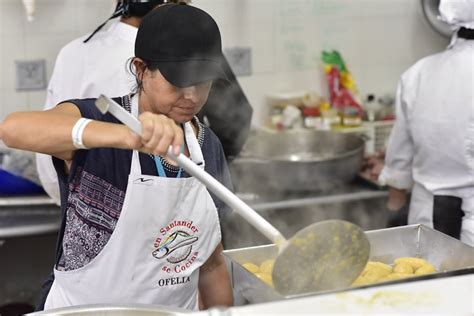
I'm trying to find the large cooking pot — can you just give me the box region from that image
[229,129,365,193]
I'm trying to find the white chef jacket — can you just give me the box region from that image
[379,39,474,199]
[379,38,474,247]
[36,21,137,204]
[44,21,136,110]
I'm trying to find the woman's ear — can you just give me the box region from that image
[131,57,148,92]
[132,58,147,78]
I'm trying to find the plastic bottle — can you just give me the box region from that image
[302,107,322,129]
[342,106,362,127]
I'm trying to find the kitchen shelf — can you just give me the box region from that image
[0,195,60,238]
[250,190,388,212]
[240,179,388,211]
[0,195,56,207]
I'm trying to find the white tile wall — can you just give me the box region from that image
[1,35,26,92]
[197,0,449,125]
[0,0,449,126]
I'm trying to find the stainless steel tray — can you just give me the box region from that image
[223,224,474,303]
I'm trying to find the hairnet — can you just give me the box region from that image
[439,0,474,29]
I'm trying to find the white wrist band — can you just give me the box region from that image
[71,118,92,149]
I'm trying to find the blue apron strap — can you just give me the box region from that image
[153,156,167,178]
[153,145,185,178]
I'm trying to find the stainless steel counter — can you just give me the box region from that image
[0,195,60,310]
[242,180,387,211]
[25,274,474,315]
[0,195,56,207]
[227,274,474,314]
[0,195,60,238]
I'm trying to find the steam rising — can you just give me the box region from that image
[221,194,388,250]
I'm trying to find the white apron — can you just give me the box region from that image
[409,182,474,246]
[45,97,221,310]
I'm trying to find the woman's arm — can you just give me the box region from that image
[0,102,183,160]
[198,243,233,309]
[0,102,134,160]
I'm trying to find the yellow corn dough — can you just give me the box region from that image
[350,261,392,286]
[394,257,429,270]
[415,263,437,275]
[362,261,392,279]
[245,256,437,289]
[255,272,273,286]
[242,262,260,273]
[259,259,275,274]
[352,257,437,287]
[351,275,373,286]
[378,273,415,282]
[393,262,414,274]
[366,261,393,274]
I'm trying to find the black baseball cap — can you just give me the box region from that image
[135,4,228,88]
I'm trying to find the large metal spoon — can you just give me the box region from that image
[95,95,370,296]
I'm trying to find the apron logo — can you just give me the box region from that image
[153,220,200,274]
[134,177,154,185]
[152,230,198,262]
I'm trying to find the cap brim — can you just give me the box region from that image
[157,59,229,88]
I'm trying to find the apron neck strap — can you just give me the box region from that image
[129,94,205,176]
[458,27,474,40]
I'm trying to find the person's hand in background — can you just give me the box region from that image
[361,150,385,182]
[385,187,409,227]
[387,187,408,211]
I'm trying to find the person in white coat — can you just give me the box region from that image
[379,0,474,246]
[36,0,166,205]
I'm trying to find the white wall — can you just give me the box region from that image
[0,0,116,119]
[0,0,449,125]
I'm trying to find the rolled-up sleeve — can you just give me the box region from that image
[379,79,415,190]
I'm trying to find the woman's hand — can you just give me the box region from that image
[126,112,184,156]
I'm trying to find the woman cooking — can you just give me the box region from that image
[0,4,233,311]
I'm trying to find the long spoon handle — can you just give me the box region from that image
[95,95,286,244]
[167,149,286,244]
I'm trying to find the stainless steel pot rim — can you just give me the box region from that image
[273,146,364,163]
[28,303,190,315]
[238,145,364,163]
[230,129,365,191]
[239,129,365,163]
